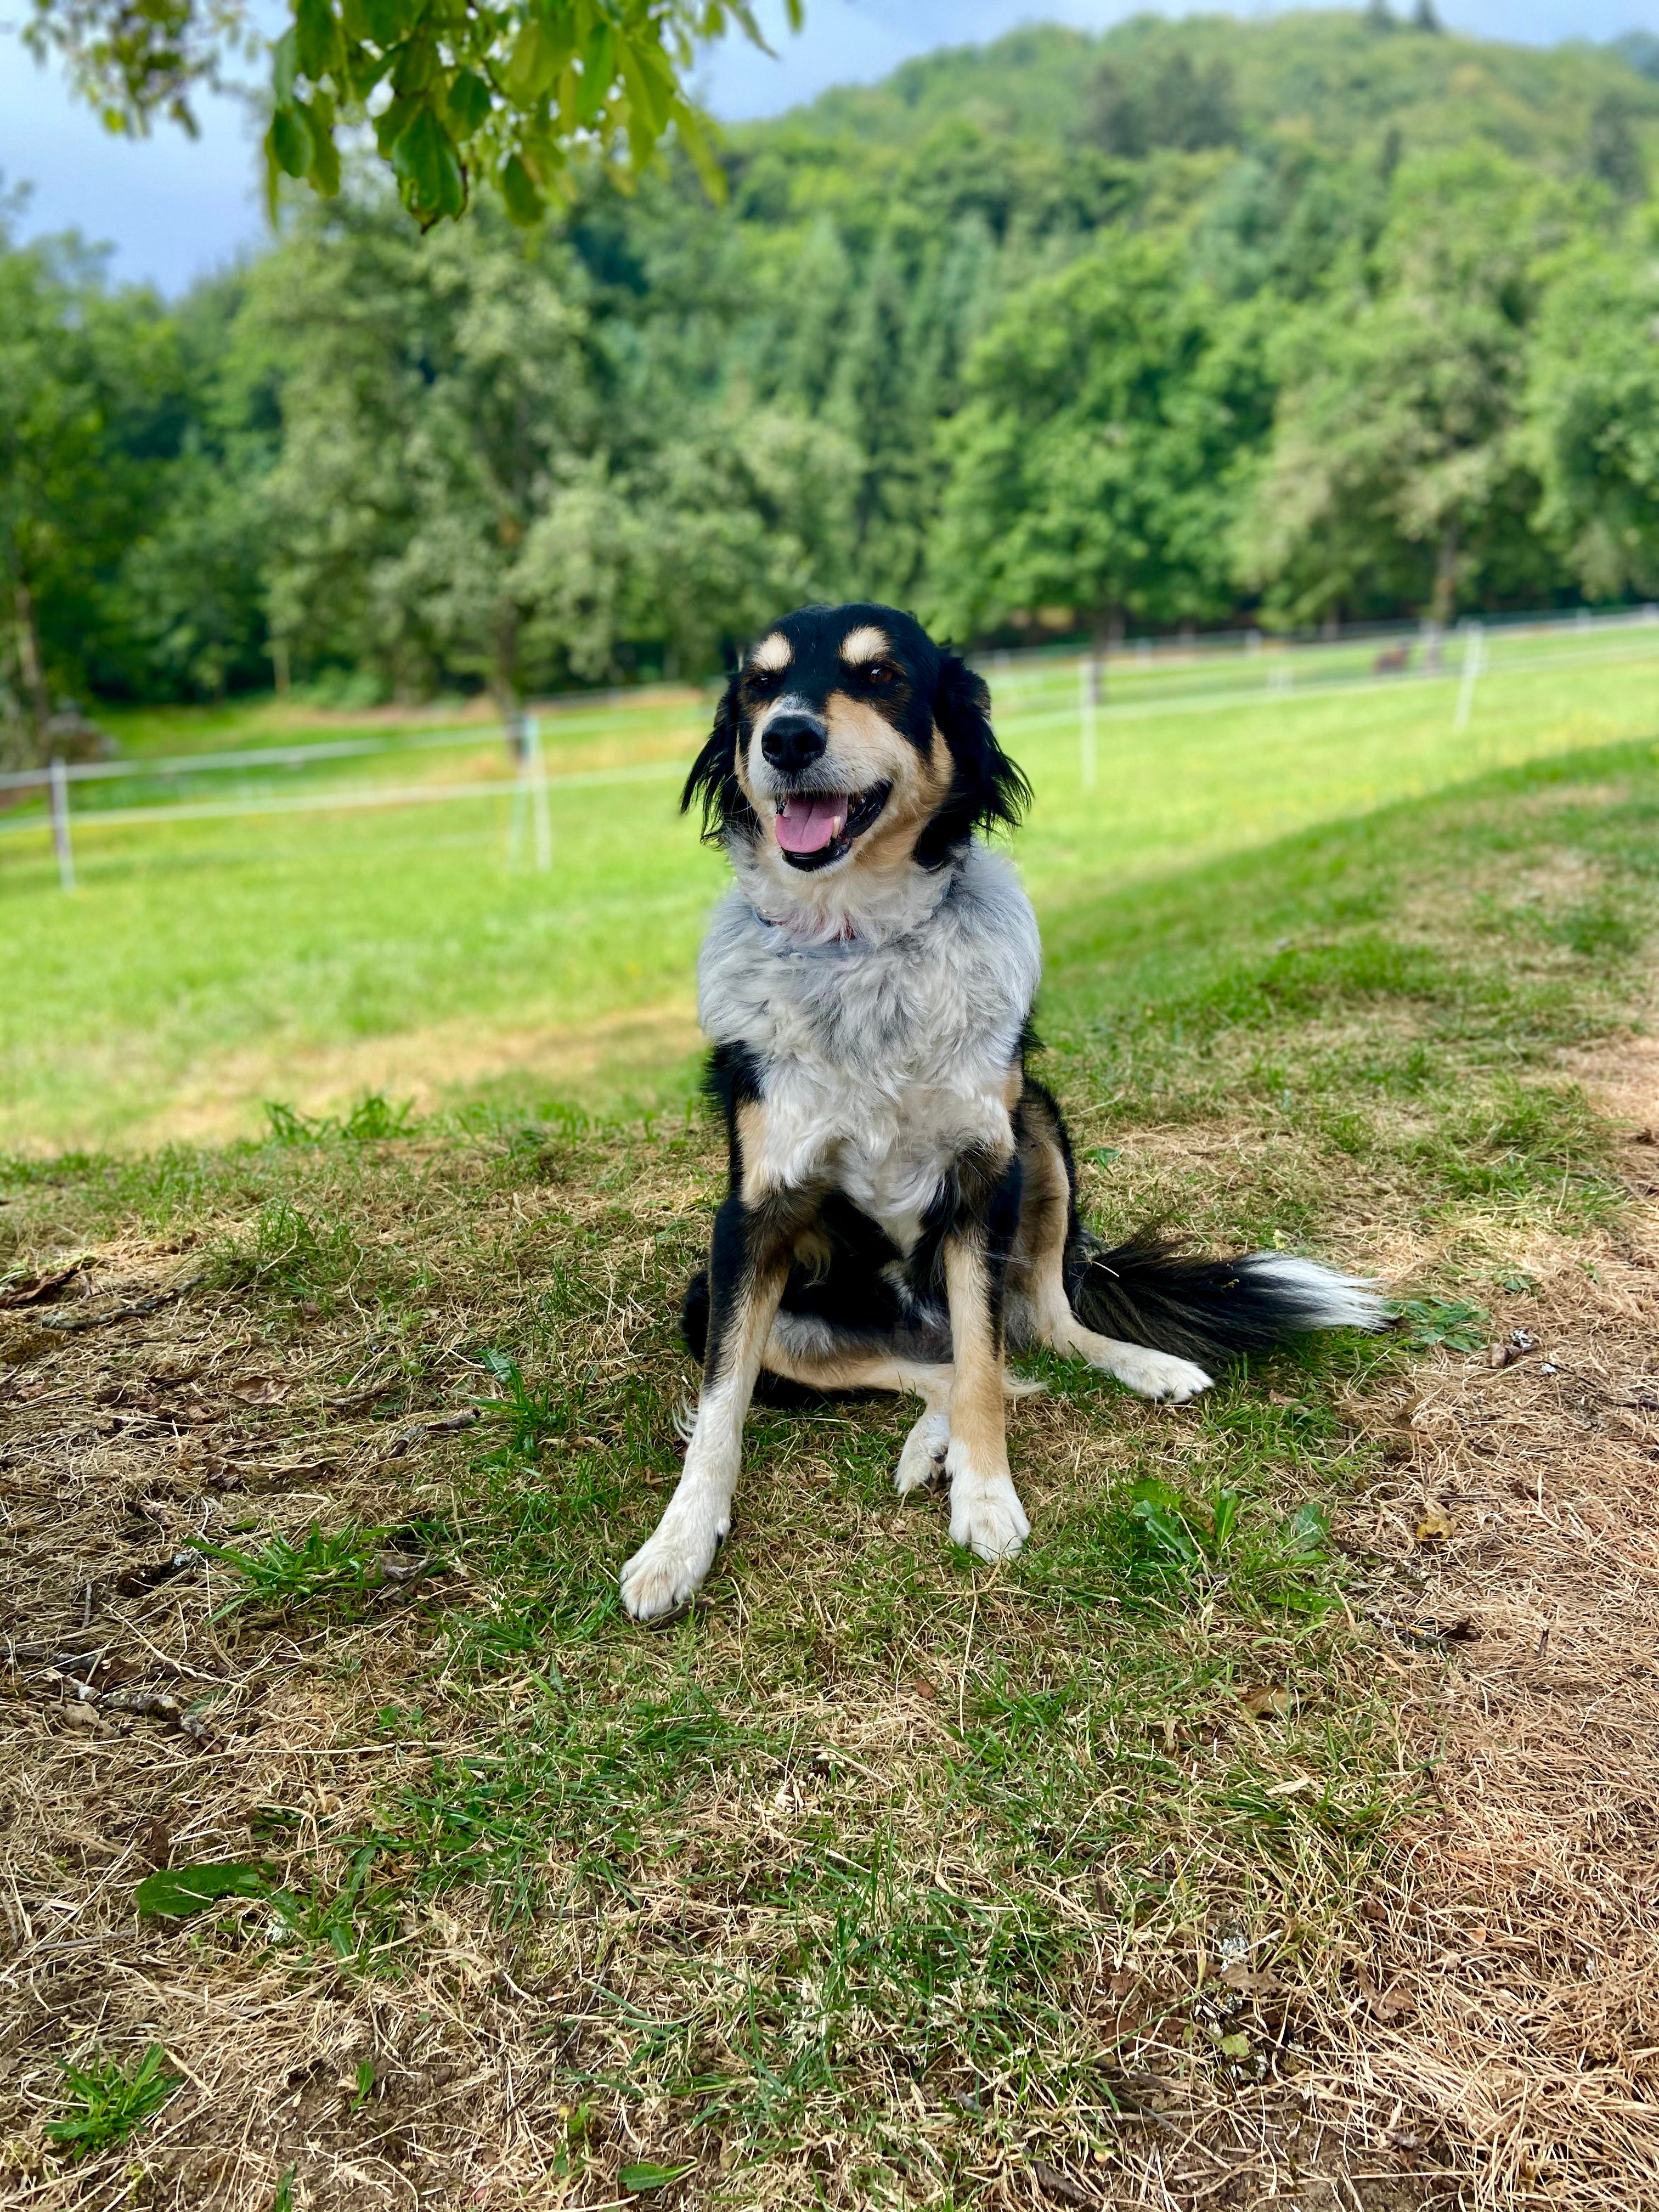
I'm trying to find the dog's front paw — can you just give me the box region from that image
[620,1517,719,1622]
[946,1455,1030,1564]
[895,1411,950,1495]
[1111,1346,1214,1403]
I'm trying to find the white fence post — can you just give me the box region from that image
[1078,654,1098,791]
[49,758,76,892]
[1453,620,1485,735]
[528,713,551,872]
[506,709,551,871]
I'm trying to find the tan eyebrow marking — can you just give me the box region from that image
[839,624,891,665]
[749,631,792,672]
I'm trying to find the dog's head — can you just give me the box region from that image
[682,604,1030,894]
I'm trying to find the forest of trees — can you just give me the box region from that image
[4,7,1659,754]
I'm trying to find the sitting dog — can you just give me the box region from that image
[619,602,1379,1620]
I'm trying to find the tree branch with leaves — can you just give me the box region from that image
[25,0,800,228]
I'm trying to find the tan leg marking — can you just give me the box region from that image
[1015,1114,1213,1405]
[943,1232,1030,1561]
[761,1336,957,1495]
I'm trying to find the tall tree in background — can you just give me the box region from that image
[1236,148,1587,627]
[252,201,602,709]
[0,221,178,762]
[1524,245,1659,601]
[928,233,1270,644]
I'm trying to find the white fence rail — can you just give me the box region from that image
[4,605,1657,892]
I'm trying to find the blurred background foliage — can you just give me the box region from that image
[3,7,1659,753]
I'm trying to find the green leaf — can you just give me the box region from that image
[136,1861,276,1917]
[1288,1501,1329,1551]
[671,98,726,202]
[1392,1296,1488,1352]
[1218,2032,1251,2059]
[620,2165,696,2194]
[268,102,314,179]
[503,18,572,106]
[295,0,342,82]
[390,32,436,95]
[1130,1499,1201,1567]
[1209,1486,1240,1555]
[272,24,298,103]
[359,0,402,44]
[500,153,545,227]
[617,40,669,140]
[393,103,466,221]
[446,67,492,136]
[298,97,341,194]
[575,22,615,125]
[373,91,416,155]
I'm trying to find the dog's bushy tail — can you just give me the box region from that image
[1066,1228,1383,1369]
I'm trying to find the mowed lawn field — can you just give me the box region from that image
[2,620,1657,1152]
[3,712,1658,2208]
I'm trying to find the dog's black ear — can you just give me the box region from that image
[681,676,758,845]
[915,651,1033,870]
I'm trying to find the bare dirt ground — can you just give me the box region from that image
[1306,1039,1659,2208]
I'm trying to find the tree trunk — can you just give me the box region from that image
[15,578,51,749]
[1090,606,1124,705]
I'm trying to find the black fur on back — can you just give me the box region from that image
[1065,1227,1346,1369]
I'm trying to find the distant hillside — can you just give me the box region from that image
[769,10,1658,165]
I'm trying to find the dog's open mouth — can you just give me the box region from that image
[774,783,891,871]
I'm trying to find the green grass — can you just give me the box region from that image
[42,2045,182,2163]
[3,731,1656,2202]
[1,625,1655,1152]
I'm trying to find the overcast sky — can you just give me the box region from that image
[3,0,1657,293]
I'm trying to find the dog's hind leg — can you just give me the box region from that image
[760,1317,956,1495]
[760,1314,1037,1497]
[1010,1088,1214,1404]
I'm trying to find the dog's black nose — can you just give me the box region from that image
[761,712,828,775]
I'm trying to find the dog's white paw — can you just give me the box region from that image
[620,1515,720,1621]
[946,1457,1030,1564]
[896,1411,950,1495]
[1106,1346,1214,1404]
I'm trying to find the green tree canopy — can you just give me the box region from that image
[1235,148,1592,626]
[7,10,1659,719]
[927,233,1271,642]
[0,217,180,758]
[1523,241,1659,600]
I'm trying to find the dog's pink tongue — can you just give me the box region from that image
[775,795,846,854]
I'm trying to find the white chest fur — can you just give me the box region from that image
[697,842,1042,1250]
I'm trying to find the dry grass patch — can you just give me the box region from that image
[4,741,1659,2209]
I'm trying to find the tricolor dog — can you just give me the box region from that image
[619,602,1379,1621]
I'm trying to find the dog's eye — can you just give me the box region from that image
[748,667,780,691]
[865,661,894,685]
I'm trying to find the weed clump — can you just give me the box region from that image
[43,2044,180,2163]
[206,1197,362,1305]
